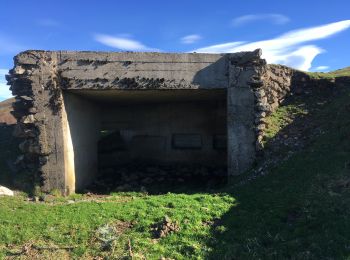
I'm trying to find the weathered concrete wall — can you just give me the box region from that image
[227,49,267,175]
[58,51,229,90]
[7,50,266,194]
[7,52,68,193]
[95,91,227,166]
[63,92,100,192]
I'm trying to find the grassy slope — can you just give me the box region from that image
[309,66,350,79]
[0,83,350,259]
[210,88,350,259]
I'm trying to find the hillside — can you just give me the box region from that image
[0,98,16,125]
[330,66,350,77]
[309,66,350,79]
[0,72,350,258]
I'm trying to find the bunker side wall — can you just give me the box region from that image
[63,92,100,192]
[7,51,68,193]
[227,50,267,175]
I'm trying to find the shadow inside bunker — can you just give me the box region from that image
[85,162,228,195]
[204,77,350,258]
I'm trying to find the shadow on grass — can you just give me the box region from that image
[206,83,350,259]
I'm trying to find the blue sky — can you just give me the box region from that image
[1,0,350,100]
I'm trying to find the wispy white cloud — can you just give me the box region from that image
[231,14,290,26]
[180,34,202,44]
[94,34,160,52]
[194,20,350,71]
[37,18,60,27]
[313,65,330,71]
[0,69,12,100]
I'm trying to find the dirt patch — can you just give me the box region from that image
[113,221,134,235]
[151,216,180,239]
[4,242,73,260]
[202,217,222,227]
[0,98,16,125]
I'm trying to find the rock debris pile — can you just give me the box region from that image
[89,164,227,193]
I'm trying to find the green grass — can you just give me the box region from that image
[1,85,350,259]
[263,102,307,143]
[308,66,350,79]
[0,192,234,259]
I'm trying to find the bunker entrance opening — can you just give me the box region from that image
[63,89,228,193]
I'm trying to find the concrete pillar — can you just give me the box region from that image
[227,63,257,177]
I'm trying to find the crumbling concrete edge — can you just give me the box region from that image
[227,49,267,176]
[7,51,69,194]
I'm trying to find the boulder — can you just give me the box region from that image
[0,185,14,196]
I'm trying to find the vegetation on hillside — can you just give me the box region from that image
[308,66,350,79]
[0,76,350,259]
[210,85,350,259]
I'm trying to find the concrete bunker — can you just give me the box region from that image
[63,89,227,192]
[8,49,291,195]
